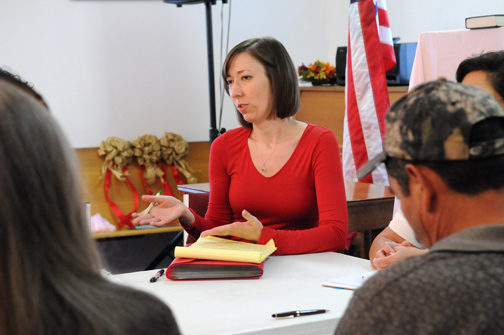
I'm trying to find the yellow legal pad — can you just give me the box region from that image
[174,236,277,264]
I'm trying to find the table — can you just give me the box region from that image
[115,252,373,335]
[92,226,182,240]
[178,181,394,259]
[409,27,504,88]
[343,181,394,256]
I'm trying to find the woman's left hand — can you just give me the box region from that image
[200,210,263,242]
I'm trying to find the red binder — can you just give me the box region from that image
[166,257,265,280]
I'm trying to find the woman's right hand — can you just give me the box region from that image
[131,195,195,228]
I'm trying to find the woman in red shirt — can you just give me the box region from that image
[133,37,348,255]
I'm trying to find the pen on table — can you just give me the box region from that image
[272,309,328,319]
[137,190,162,227]
[150,269,165,283]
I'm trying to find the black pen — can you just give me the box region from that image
[272,309,328,319]
[150,269,165,283]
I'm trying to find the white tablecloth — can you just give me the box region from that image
[409,27,504,89]
[115,252,373,335]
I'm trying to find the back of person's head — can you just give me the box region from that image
[358,80,504,195]
[455,51,504,100]
[0,67,48,108]
[0,81,180,335]
[0,79,104,333]
[222,37,300,128]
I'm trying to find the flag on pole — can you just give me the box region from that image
[342,0,396,185]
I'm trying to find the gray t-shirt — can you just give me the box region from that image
[335,225,504,335]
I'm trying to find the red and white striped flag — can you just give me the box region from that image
[342,0,396,185]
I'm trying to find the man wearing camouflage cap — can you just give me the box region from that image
[335,80,504,334]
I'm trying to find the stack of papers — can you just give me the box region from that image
[167,236,277,280]
[174,236,276,263]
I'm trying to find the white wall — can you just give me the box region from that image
[1,0,502,147]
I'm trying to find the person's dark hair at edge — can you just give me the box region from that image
[0,80,179,335]
[386,117,504,197]
[456,50,504,100]
[0,67,48,108]
[387,53,504,196]
[221,37,300,128]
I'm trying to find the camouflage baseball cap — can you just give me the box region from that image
[358,80,504,179]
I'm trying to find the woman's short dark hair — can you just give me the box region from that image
[221,37,300,128]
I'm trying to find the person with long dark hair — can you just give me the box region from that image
[0,80,180,335]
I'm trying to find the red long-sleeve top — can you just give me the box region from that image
[186,124,348,255]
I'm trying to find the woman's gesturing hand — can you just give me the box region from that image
[200,210,263,242]
[132,195,195,228]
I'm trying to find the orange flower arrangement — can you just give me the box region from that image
[298,60,337,85]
